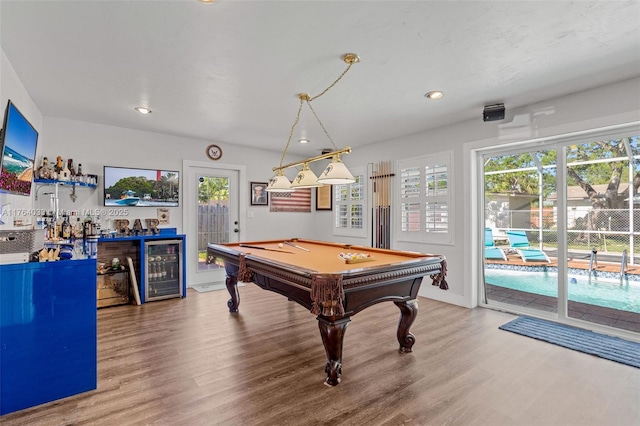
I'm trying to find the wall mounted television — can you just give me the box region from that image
[0,100,39,196]
[103,166,179,207]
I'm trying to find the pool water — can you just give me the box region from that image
[484,269,640,313]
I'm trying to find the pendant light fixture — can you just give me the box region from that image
[266,53,360,192]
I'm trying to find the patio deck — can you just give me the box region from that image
[486,251,640,276]
[484,253,640,333]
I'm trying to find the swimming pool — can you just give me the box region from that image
[484,268,640,313]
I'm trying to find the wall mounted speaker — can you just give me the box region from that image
[483,103,505,122]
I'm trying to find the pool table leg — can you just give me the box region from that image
[317,316,351,386]
[394,299,418,353]
[225,275,240,313]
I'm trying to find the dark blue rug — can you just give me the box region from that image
[499,316,640,369]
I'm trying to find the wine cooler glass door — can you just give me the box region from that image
[145,239,183,301]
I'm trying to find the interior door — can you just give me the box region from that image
[184,161,242,286]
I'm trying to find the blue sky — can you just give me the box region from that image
[2,102,38,161]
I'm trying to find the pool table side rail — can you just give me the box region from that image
[207,243,446,314]
[222,254,441,316]
[206,242,445,289]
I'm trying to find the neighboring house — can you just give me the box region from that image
[486,183,638,232]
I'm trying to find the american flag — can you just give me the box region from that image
[270,188,312,212]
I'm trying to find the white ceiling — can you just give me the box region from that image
[1,1,639,156]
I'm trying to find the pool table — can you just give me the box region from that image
[206,239,448,386]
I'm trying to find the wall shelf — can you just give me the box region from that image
[33,178,97,205]
[33,178,97,188]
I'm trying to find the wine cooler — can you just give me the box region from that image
[144,239,183,301]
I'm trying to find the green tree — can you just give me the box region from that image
[198,177,229,204]
[106,176,154,200]
[154,172,179,200]
[566,138,640,209]
[484,151,557,198]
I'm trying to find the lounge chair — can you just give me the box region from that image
[484,228,507,260]
[506,230,550,262]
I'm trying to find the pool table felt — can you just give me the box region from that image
[224,239,442,274]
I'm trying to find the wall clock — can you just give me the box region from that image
[206,144,222,161]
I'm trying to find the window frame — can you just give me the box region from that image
[332,166,367,238]
[397,151,453,245]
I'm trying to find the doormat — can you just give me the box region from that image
[190,282,245,293]
[499,316,640,369]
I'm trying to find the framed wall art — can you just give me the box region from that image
[315,185,332,211]
[271,188,311,212]
[250,182,268,205]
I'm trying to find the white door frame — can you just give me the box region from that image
[183,160,247,286]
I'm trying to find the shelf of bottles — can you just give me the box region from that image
[144,239,183,301]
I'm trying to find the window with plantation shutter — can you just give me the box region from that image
[333,167,366,237]
[398,152,452,244]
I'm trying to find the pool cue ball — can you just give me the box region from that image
[278,243,284,248]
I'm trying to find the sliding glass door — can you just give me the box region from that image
[564,136,640,330]
[483,147,558,317]
[480,128,640,334]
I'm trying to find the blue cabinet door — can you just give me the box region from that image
[1,259,97,415]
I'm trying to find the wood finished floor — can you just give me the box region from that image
[2,285,639,426]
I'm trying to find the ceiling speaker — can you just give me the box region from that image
[483,103,505,122]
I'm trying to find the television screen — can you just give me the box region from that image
[104,166,179,207]
[0,100,39,196]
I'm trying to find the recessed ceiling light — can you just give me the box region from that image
[424,91,444,100]
[134,106,152,114]
[299,139,310,144]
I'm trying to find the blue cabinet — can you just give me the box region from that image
[0,259,97,415]
[98,229,186,304]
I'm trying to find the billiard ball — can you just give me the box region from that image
[278,243,284,248]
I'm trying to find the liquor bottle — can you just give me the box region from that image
[83,213,92,237]
[45,215,56,240]
[37,157,49,179]
[53,214,62,240]
[76,163,83,176]
[67,159,76,177]
[60,162,71,181]
[54,156,64,173]
[73,217,83,239]
[61,215,72,239]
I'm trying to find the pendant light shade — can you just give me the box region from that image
[317,156,355,184]
[290,164,323,189]
[266,171,294,192]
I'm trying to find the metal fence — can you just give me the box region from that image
[489,207,640,261]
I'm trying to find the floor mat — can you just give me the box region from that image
[499,316,640,368]
[190,282,244,293]
[190,282,226,293]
